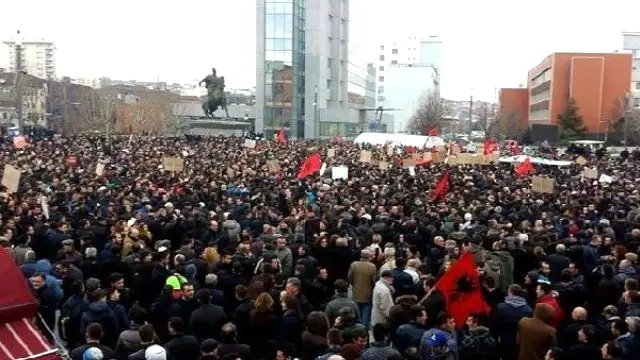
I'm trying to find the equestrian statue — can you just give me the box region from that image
[199,67,230,118]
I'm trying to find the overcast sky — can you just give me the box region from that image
[1,0,639,102]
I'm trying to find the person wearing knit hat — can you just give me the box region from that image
[83,347,103,360]
[145,344,167,360]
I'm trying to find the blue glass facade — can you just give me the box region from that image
[263,0,305,139]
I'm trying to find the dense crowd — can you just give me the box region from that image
[3,134,640,360]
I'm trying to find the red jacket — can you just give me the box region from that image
[537,294,564,327]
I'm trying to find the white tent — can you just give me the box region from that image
[353,132,445,148]
[499,155,573,167]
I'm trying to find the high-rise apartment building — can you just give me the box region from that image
[256,0,350,138]
[376,35,442,105]
[3,32,56,80]
[623,32,640,109]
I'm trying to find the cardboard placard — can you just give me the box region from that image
[576,156,587,165]
[583,167,598,179]
[95,160,106,176]
[163,157,184,172]
[1,165,21,193]
[332,166,349,180]
[483,154,500,165]
[532,176,554,194]
[243,139,256,149]
[266,160,281,173]
[431,152,442,163]
[447,155,458,165]
[359,150,372,163]
[422,152,432,162]
[327,148,336,158]
[402,158,416,168]
[378,161,389,170]
[456,153,473,164]
[451,145,461,155]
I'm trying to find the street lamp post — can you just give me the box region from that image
[313,85,319,138]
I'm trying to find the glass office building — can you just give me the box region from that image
[261,0,305,138]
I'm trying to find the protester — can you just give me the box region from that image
[3,134,640,360]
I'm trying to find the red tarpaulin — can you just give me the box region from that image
[0,249,61,360]
[0,318,59,360]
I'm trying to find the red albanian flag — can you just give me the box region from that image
[430,171,450,201]
[435,251,490,328]
[277,129,287,145]
[296,153,322,180]
[483,138,498,155]
[514,157,533,176]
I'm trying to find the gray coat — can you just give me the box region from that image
[325,293,360,323]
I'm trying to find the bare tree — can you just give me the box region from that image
[407,90,451,134]
[473,102,491,132]
[488,110,522,139]
[609,96,640,145]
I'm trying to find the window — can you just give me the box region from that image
[635,82,640,90]
[327,58,332,68]
[634,98,640,108]
[378,76,384,82]
[391,60,398,65]
[379,55,385,61]
[379,66,384,71]
[378,86,384,93]
[380,45,384,50]
[328,15,333,23]
[392,49,398,55]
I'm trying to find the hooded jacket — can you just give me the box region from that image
[491,296,532,346]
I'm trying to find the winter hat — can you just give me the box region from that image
[427,331,448,348]
[145,345,167,360]
[185,264,197,278]
[83,347,103,360]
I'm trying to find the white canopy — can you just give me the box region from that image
[353,132,445,148]
[499,155,573,167]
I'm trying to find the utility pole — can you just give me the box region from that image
[14,30,24,133]
[624,92,630,146]
[469,95,473,134]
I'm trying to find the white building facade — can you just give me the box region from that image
[623,32,640,108]
[3,33,56,80]
[384,64,436,133]
[376,35,442,106]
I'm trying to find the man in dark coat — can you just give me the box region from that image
[392,257,415,299]
[190,289,227,342]
[164,317,200,360]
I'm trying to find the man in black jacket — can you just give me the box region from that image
[191,289,227,342]
[165,317,200,360]
[70,323,115,360]
[217,323,254,360]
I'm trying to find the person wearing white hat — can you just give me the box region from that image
[145,344,167,360]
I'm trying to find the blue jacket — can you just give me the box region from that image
[35,260,63,301]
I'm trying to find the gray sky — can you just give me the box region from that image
[2,0,639,102]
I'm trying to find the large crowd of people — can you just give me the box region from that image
[3,134,640,360]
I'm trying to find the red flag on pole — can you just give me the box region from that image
[296,153,322,180]
[435,251,490,328]
[277,130,287,144]
[483,138,498,155]
[515,157,533,176]
[431,171,450,201]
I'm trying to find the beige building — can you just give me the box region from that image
[0,72,48,127]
